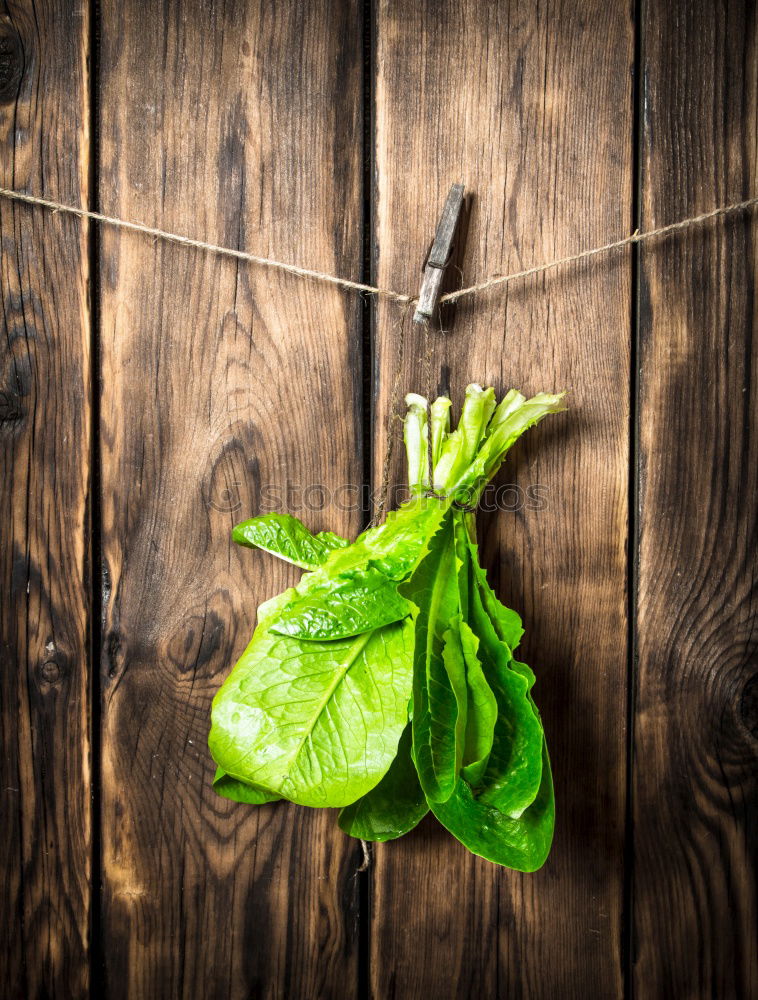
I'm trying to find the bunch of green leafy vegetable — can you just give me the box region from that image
[209,384,565,871]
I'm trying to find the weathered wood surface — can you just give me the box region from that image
[370,1,633,996]
[634,1,758,997]
[97,1,364,997]
[0,0,756,997]
[0,2,92,997]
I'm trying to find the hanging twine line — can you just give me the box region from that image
[3,184,754,524]
[0,186,755,308]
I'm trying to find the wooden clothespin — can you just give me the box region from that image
[413,183,465,325]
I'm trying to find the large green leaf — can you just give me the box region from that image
[466,392,567,488]
[404,513,464,804]
[232,513,348,570]
[212,767,281,805]
[467,563,544,817]
[270,565,413,640]
[457,618,498,786]
[441,621,471,775]
[338,722,428,842]
[464,529,524,652]
[306,496,449,585]
[430,741,555,872]
[264,497,448,642]
[209,591,415,807]
[452,516,497,786]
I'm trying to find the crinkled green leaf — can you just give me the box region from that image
[338,722,428,842]
[472,392,567,486]
[329,496,449,582]
[451,515,497,784]
[467,561,544,817]
[268,497,449,644]
[429,741,555,872]
[509,659,538,708]
[270,566,413,640]
[441,620,471,774]
[403,513,463,803]
[466,533,524,652]
[232,513,348,570]
[421,511,555,870]
[209,591,415,807]
[296,496,446,586]
[464,532,541,724]
[212,767,281,804]
[457,619,498,786]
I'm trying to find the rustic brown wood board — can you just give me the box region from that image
[0,1,754,997]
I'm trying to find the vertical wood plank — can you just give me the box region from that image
[370,1,633,995]
[635,2,757,996]
[0,2,91,996]
[97,1,364,996]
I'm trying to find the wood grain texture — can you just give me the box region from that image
[97,1,364,996]
[3,2,757,995]
[0,2,92,997]
[370,1,633,996]
[634,2,758,996]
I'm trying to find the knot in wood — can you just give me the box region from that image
[0,18,23,104]
[38,658,63,686]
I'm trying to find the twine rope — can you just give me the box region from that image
[0,186,755,307]
[2,184,755,526]
[441,198,758,305]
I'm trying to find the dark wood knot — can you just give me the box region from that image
[40,660,61,683]
[106,631,122,678]
[36,651,68,689]
[0,18,23,105]
[0,389,24,425]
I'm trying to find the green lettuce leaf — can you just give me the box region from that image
[270,565,413,640]
[469,392,567,488]
[441,621,472,776]
[232,512,348,570]
[452,516,497,785]
[266,497,449,642]
[209,591,415,807]
[430,742,555,872]
[404,513,464,804]
[467,560,544,817]
[212,767,281,804]
[467,539,525,653]
[404,392,430,494]
[433,384,496,492]
[317,496,449,582]
[457,618,498,786]
[338,722,428,842]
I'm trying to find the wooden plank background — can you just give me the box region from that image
[0,3,92,997]
[370,2,631,996]
[634,2,757,997]
[0,1,755,998]
[97,2,364,997]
